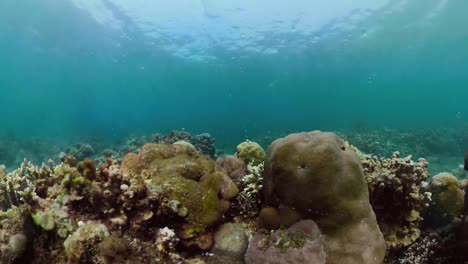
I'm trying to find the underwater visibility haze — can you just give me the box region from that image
[2,0,468,147]
[1,0,468,263]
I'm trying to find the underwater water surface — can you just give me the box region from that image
[1,0,468,171]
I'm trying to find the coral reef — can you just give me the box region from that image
[235,140,266,166]
[65,143,95,160]
[93,131,216,166]
[151,130,216,158]
[119,136,147,155]
[338,129,431,158]
[390,220,465,264]
[3,129,468,263]
[264,131,386,264]
[193,133,217,158]
[244,220,326,264]
[63,221,110,262]
[0,135,66,171]
[150,130,193,144]
[0,142,238,263]
[338,126,468,159]
[394,233,444,264]
[361,152,432,250]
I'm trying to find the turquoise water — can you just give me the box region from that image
[1,0,468,170]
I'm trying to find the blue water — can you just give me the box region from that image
[1,0,468,170]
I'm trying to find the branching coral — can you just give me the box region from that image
[395,234,442,264]
[361,151,432,250]
[233,161,264,219]
[391,228,462,264]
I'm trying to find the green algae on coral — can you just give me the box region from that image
[152,175,222,238]
[124,143,238,239]
[32,211,55,231]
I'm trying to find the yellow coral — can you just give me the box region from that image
[235,140,266,166]
[425,172,464,228]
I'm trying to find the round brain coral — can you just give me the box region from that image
[425,172,464,228]
[235,140,266,166]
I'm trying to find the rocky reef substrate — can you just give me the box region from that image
[0,130,467,263]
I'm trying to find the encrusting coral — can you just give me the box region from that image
[361,151,432,250]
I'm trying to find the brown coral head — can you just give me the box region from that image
[264,131,367,212]
[259,207,281,230]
